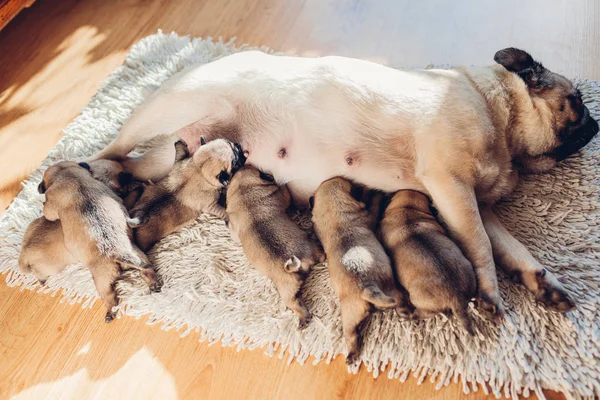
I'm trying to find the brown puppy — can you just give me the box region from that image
[19,160,144,286]
[380,190,476,335]
[226,165,324,329]
[37,161,160,322]
[311,177,411,364]
[130,137,245,251]
[85,159,145,209]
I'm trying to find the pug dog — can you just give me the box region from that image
[311,177,412,364]
[19,160,145,286]
[129,137,245,251]
[225,165,324,329]
[90,48,597,319]
[36,161,161,322]
[380,190,476,335]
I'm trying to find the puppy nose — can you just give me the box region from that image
[37,182,46,194]
[233,143,247,168]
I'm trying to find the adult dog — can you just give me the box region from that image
[91,48,598,320]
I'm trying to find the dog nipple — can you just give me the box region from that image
[278,148,287,159]
[346,156,353,166]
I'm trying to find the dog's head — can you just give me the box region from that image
[494,48,598,172]
[38,161,91,194]
[188,137,247,187]
[85,159,134,197]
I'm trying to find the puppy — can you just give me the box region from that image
[379,190,476,335]
[35,161,161,322]
[226,165,324,328]
[19,160,144,286]
[311,177,411,364]
[130,137,245,251]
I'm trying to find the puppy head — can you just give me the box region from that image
[86,159,133,196]
[385,190,432,215]
[228,165,276,190]
[312,177,357,215]
[494,48,598,171]
[39,161,90,193]
[192,138,247,187]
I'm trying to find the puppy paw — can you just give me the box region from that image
[534,268,575,312]
[297,313,312,330]
[475,293,504,323]
[149,281,162,293]
[346,350,360,366]
[105,311,116,323]
[395,304,414,319]
[38,279,47,287]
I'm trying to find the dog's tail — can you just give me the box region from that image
[361,283,398,309]
[452,299,475,336]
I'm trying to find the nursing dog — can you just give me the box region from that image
[90,48,597,319]
[36,161,160,322]
[130,138,245,251]
[380,190,476,335]
[225,165,324,329]
[311,177,411,364]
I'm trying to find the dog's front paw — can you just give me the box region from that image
[533,268,575,312]
[105,311,116,323]
[475,293,504,323]
[297,312,312,330]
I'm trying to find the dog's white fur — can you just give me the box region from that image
[92,51,581,318]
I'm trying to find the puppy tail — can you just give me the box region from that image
[361,284,397,309]
[284,256,302,273]
[453,300,475,336]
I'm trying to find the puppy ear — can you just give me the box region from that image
[200,136,207,146]
[308,196,315,210]
[494,48,549,90]
[38,181,46,194]
[174,140,190,162]
[259,170,275,182]
[78,162,91,171]
[118,172,134,187]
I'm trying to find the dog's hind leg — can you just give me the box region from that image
[89,260,121,323]
[480,204,575,313]
[339,299,370,366]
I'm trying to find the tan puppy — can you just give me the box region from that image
[380,190,476,335]
[19,160,144,286]
[226,165,324,329]
[311,177,411,364]
[130,137,245,251]
[36,161,160,322]
[85,159,145,209]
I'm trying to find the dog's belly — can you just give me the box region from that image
[245,133,423,205]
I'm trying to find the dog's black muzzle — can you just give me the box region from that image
[554,106,599,161]
[231,142,247,172]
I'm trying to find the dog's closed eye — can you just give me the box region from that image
[259,171,275,182]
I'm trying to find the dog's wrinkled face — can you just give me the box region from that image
[38,161,87,194]
[495,48,599,171]
[192,138,247,187]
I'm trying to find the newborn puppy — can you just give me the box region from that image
[226,165,324,329]
[310,177,411,364]
[130,137,245,251]
[379,190,476,335]
[36,161,160,322]
[19,160,144,286]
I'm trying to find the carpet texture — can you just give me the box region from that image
[1,31,599,400]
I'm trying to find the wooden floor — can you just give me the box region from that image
[1,0,598,398]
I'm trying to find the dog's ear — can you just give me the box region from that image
[259,170,275,182]
[38,181,46,194]
[308,196,315,210]
[78,162,91,171]
[200,136,207,146]
[174,140,190,162]
[118,172,134,187]
[494,48,549,90]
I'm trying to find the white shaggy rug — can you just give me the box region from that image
[1,31,599,400]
